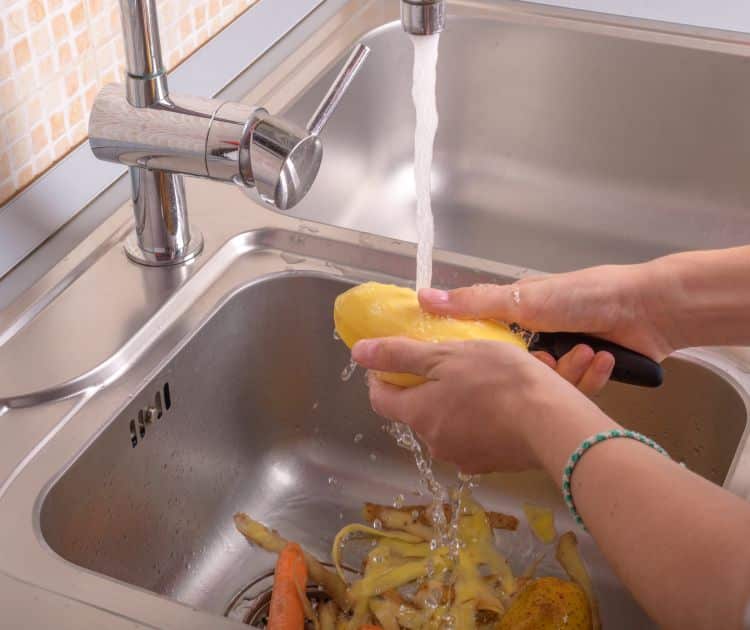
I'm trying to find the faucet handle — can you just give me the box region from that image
[248,43,370,211]
[307,43,371,135]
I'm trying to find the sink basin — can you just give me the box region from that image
[285,10,750,271]
[39,273,746,628]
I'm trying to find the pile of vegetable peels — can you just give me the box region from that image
[234,489,600,630]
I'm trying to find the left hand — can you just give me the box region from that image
[352,337,614,474]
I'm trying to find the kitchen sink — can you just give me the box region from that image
[39,272,746,628]
[3,1,750,628]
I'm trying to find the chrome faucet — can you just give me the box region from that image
[89,0,369,266]
[401,0,446,35]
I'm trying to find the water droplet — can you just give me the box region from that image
[338,512,344,520]
[511,285,521,305]
[341,357,357,381]
[369,452,377,462]
[327,476,338,486]
[281,252,305,265]
[312,401,319,410]
[372,518,383,530]
[393,493,405,508]
[333,329,341,341]
[353,433,364,444]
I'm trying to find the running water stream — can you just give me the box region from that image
[411,33,440,292]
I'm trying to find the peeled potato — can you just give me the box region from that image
[333,282,526,386]
[498,577,592,630]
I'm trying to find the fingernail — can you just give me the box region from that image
[420,288,449,303]
[352,339,377,363]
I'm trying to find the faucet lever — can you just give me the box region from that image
[307,43,371,135]
[248,43,370,211]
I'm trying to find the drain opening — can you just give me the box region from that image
[225,563,357,627]
[163,382,172,409]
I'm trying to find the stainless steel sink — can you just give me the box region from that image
[282,6,750,271]
[3,1,750,628]
[39,271,746,628]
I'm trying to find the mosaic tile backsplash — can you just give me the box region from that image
[0,0,258,205]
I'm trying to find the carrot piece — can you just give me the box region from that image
[359,626,383,630]
[268,542,308,630]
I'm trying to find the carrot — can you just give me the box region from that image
[268,542,308,630]
[359,626,383,630]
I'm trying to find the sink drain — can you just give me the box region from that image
[224,563,356,627]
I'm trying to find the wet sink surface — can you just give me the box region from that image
[40,274,747,628]
[285,14,750,271]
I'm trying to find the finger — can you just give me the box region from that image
[368,375,421,423]
[418,284,520,321]
[531,350,557,370]
[555,344,596,386]
[352,337,445,377]
[577,351,615,396]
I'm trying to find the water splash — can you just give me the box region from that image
[340,357,357,382]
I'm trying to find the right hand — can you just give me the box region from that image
[418,264,673,395]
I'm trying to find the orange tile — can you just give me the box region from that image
[10,138,32,170]
[14,38,32,69]
[84,83,97,109]
[27,95,42,121]
[4,108,26,143]
[28,0,46,24]
[0,181,14,205]
[0,52,10,78]
[88,0,103,17]
[18,165,34,188]
[52,13,69,40]
[47,0,64,13]
[57,42,72,69]
[0,79,17,111]
[0,154,10,181]
[209,0,220,19]
[75,31,90,54]
[8,8,27,37]
[101,68,116,85]
[33,148,54,174]
[179,14,192,39]
[194,5,206,28]
[71,2,85,31]
[54,135,71,158]
[0,20,5,52]
[37,54,55,83]
[67,97,83,126]
[81,53,96,84]
[31,123,49,152]
[31,24,52,56]
[70,120,86,142]
[15,67,36,101]
[50,111,65,140]
[65,70,79,98]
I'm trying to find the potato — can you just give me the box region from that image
[498,577,592,630]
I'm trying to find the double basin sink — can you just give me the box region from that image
[2,1,750,627]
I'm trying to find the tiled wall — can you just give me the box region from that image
[0,0,258,206]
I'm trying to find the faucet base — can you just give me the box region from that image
[124,226,204,267]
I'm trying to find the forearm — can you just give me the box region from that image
[529,407,750,630]
[644,245,750,350]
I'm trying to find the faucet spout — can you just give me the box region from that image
[401,0,446,35]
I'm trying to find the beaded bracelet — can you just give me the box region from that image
[562,429,670,530]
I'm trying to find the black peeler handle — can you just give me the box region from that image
[529,332,663,388]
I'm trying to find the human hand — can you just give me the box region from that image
[418,265,672,395]
[352,337,615,474]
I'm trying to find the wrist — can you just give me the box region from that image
[522,379,619,482]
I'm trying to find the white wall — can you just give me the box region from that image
[527,1,750,34]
